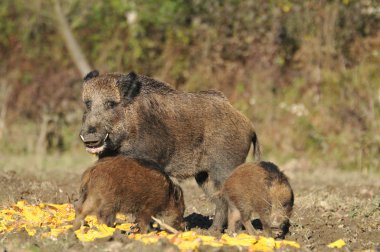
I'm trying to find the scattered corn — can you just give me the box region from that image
[0,201,314,251]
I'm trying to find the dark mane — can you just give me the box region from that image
[196,90,227,100]
[259,161,289,187]
[137,75,176,94]
[259,161,280,173]
[101,73,176,95]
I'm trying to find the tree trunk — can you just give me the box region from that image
[0,80,10,141]
[53,0,91,77]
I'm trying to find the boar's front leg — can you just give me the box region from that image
[136,209,154,234]
[259,211,273,237]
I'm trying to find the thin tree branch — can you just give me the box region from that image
[151,216,179,234]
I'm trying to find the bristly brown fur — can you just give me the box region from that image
[222,161,294,238]
[79,71,260,231]
[259,161,290,187]
[72,156,185,233]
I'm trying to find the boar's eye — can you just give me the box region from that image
[84,100,92,110]
[106,100,118,109]
[283,200,292,209]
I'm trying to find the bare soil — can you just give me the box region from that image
[0,157,379,251]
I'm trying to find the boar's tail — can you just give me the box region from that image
[252,132,261,161]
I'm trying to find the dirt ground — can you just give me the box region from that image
[0,155,379,251]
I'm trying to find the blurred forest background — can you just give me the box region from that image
[0,0,380,173]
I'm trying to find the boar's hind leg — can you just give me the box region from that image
[72,196,97,230]
[213,199,228,232]
[226,203,241,234]
[239,207,256,235]
[195,171,227,232]
[98,202,117,227]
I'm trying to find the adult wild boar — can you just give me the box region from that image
[79,70,260,231]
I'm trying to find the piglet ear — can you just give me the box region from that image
[84,70,99,81]
[117,71,141,102]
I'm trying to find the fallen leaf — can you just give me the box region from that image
[327,239,346,248]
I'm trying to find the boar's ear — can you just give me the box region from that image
[117,71,141,103]
[83,70,99,81]
[173,185,183,202]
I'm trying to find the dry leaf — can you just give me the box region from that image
[327,239,346,248]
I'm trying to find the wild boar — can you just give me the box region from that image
[222,161,294,238]
[79,70,260,231]
[72,156,185,233]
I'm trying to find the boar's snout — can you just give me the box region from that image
[79,132,109,154]
[80,134,102,147]
[271,215,290,238]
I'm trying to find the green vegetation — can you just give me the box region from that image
[1,0,380,172]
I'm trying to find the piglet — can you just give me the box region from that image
[73,156,185,233]
[222,161,294,238]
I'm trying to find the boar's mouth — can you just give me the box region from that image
[80,133,109,154]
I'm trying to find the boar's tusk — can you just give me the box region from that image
[104,133,109,141]
[80,135,85,141]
